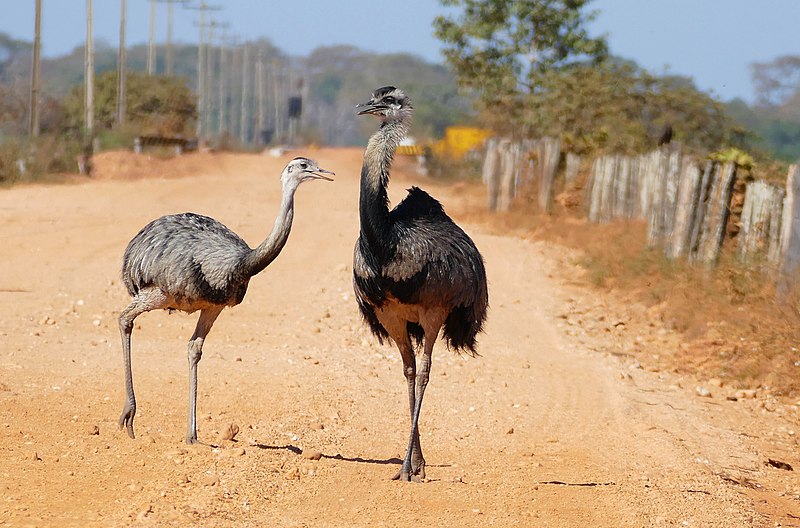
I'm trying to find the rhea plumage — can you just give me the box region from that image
[353,86,489,481]
[117,157,333,444]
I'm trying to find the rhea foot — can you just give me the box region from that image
[118,403,136,439]
[392,457,426,482]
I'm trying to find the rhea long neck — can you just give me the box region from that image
[359,118,409,257]
[241,179,299,278]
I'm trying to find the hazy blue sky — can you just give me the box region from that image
[1,1,797,103]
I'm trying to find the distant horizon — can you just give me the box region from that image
[2,1,799,104]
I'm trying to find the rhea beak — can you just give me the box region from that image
[310,168,335,181]
[356,102,385,116]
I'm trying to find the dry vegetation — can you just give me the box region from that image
[451,172,800,399]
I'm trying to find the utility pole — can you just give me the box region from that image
[116,0,127,126]
[256,48,264,145]
[186,1,221,145]
[271,58,282,145]
[157,0,189,75]
[29,0,42,138]
[147,0,156,74]
[85,0,94,137]
[239,42,249,145]
[217,28,227,136]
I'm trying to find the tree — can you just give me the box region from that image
[751,55,800,108]
[434,0,607,133]
[64,71,197,136]
[530,60,737,155]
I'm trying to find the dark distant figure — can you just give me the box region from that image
[658,124,673,147]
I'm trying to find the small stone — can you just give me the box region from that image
[506,427,514,434]
[89,425,100,436]
[309,422,324,431]
[220,423,239,441]
[199,474,220,487]
[234,357,242,362]
[303,450,323,461]
[128,483,143,492]
[31,452,42,461]
[284,467,300,480]
[221,447,246,457]
[695,386,712,398]
[736,389,757,399]
[708,378,724,388]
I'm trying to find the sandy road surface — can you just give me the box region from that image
[0,148,797,527]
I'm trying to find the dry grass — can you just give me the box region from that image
[451,177,800,397]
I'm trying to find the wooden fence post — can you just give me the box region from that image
[666,159,702,259]
[738,180,785,264]
[696,161,737,266]
[646,149,669,247]
[778,164,800,295]
[538,137,561,213]
[687,161,714,260]
[565,152,580,188]
[482,137,498,185]
[497,141,518,212]
[484,138,502,211]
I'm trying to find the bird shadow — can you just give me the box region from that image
[245,442,452,471]
[249,442,303,455]
[322,453,403,466]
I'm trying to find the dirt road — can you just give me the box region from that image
[0,148,797,527]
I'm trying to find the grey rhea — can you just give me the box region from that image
[353,87,489,481]
[117,157,333,444]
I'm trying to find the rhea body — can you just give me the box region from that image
[353,87,488,481]
[117,157,333,444]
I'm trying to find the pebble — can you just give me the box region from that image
[506,427,514,434]
[89,425,100,436]
[220,447,246,458]
[302,450,323,461]
[199,474,220,487]
[708,378,724,388]
[309,422,325,431]
[695,386,712,398]
[284,467,300,480]
[220,423,240,441]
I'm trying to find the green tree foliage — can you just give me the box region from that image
[434,2,741,155]
[434,0,608,131]
[731,55,800,162]
[531,60,736,154]
[303,46,470,145]
[63,71,197,136]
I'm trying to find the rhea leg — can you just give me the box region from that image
[118,289,167,439]
[396,333,435,482]
[392,331,425,481]
[185,306,223,444]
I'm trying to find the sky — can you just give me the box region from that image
[1,0,797,103]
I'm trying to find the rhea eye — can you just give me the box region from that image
[300,163,308,169]
[384,96,396,105]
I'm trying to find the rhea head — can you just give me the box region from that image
[356,86,413,125]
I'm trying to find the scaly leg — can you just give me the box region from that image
[396,327,437,482]
[118,289,167,439]
[186,306,223,444]
[392,331,425,481]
